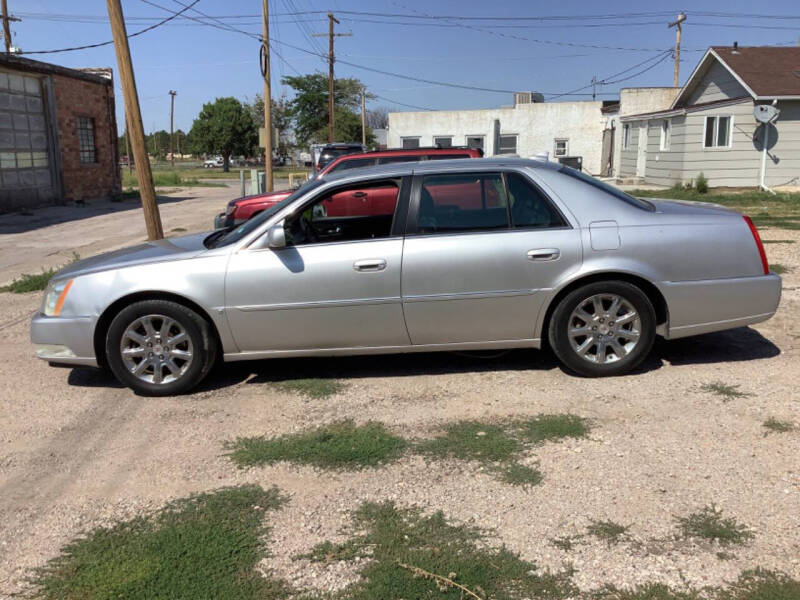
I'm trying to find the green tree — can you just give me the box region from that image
[245,94,293,158]
[281,73,373,146]
[188,97,257,171]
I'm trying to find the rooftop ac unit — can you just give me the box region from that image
[514,91,545,106]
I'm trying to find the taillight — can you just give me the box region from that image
[743,215,769,275]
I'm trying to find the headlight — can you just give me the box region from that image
[43,279,74,316]
[226,204,237,216]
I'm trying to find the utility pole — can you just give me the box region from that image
[1,0,21,53]
[360,86,366,146]
[314,14,351,142]
[668,12,687,87]
[124,110,132,175]
[169,90,176,168]
[591,75,598,101]
[262,0,273,191]
[106,0,163,240]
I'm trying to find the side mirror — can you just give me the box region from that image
[267,221,286,248]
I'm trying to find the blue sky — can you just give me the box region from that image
[10,0,800,134]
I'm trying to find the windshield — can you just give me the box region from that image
[559,166,654,211]
[205,179,325,248]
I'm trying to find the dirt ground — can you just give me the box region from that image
[0,190,798,596]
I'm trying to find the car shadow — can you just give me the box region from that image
[65,326,780,394]
[0,193,212,235]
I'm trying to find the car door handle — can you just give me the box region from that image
[352,191,368,198]
[527,248,560,261]
[353,259,387,272]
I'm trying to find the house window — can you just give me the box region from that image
[401,137,420,149]
[622,124,630,149]
[77,117,96,163]
[554,139,568,157]
[466,135,484,150]
[704,115,731,148]
[660,120,671,151]
[433,136,452,148]
[497,134,517,155]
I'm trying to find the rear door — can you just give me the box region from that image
[400,169,582,345]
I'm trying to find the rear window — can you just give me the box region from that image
[559,166,654,211]
[327,158,376,173]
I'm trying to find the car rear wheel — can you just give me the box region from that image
[105,300,217,396]
[548,281,656,377]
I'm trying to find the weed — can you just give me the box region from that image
[717,551,736,561]
[515,414,590,444]
[586,520,629,546]
[677,505,753,546]
[227,420,407,469]
[762,239,795,244]
[30,485,292,599]
[301,501,577,599]
[171,227,188,233]
[770,263,790,274]
[1,253,80,293]
[700,381,750,401]
[695,173,709,194]
[592,582,701,599]
[718,568,800,600]
[417,421,521,464]
[274,378,345,399]
[551,535,580,551]
[496,462,543,487]
[762,417,794,435]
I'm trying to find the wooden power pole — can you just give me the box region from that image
[169,90,176,168]
[360,86,366,145]
[124,110,132,175]
[262,0,273,191]
[1,0,22,53]
[668,12,687,87]
[106,0,163,240]
[314,14,351,142]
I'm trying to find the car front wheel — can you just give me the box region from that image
[548,281,656,377]
[105,300,217,396]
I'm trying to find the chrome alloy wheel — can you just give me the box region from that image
[567,293,641,364]
[120,314,194,385]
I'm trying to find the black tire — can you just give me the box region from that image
[105,300,217,396]
[548,280,656,377]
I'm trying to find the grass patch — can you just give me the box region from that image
[551,535,580,551]
[1,253,80,293]
[274,378,345,399]
[762,239,795,244]
[122,170,227,188]
[417,421,521,464]
[592,582,701,599]
[30,485,291,599]
[677,505,753,546]
[718,568,800,600]
[586,520,629,546]
[763,417,795,435]
[496,462,544,486]
[299,501,577,599]
[627,188,800,230]
[227,420,407,469]
[516,413,591,444]
[171,227,188,233]
[700,381,751,400]
[770,263,790,274]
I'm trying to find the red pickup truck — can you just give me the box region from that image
[213,146,483,229]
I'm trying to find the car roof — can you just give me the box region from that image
[322,147,481,171]
[319,156,561,183]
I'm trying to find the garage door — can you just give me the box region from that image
[0,69,55,212]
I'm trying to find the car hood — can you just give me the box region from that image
[642,197,739,217]
[54,232,211,281]
[235,189,292,206]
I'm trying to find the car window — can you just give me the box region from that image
[378,155,422,165]
[285,179,400,246]
[327,158,376,173]
[427,153,471,160]
[506,173,567,229]
[416,173,509,234]
[558,166,654,211]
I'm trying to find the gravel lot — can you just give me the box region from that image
[0,191,798,597]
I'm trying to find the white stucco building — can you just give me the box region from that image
[388,90,680,176]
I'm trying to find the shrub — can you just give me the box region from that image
[695,172,709,194]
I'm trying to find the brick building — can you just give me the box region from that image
[0,54,120,213]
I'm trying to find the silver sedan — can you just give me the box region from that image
[31,158,781,395]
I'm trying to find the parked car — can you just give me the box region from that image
[31,157,781,396]
[316,143,366,172]
[203,156,223,168]
[213,146,484,229]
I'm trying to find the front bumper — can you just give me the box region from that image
[30,313,98,367]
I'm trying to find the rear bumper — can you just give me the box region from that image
[661,273,781,339]
[30,313,98,367]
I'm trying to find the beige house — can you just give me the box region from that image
[619,45,800,188]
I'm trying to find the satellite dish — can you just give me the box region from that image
[754,104,780,123]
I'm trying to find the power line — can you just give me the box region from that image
[372,93,433,111]
[19,0,201,55]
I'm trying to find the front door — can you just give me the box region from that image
[636,124,648,177]
[401,170,582,345]
[225,177,410,353]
